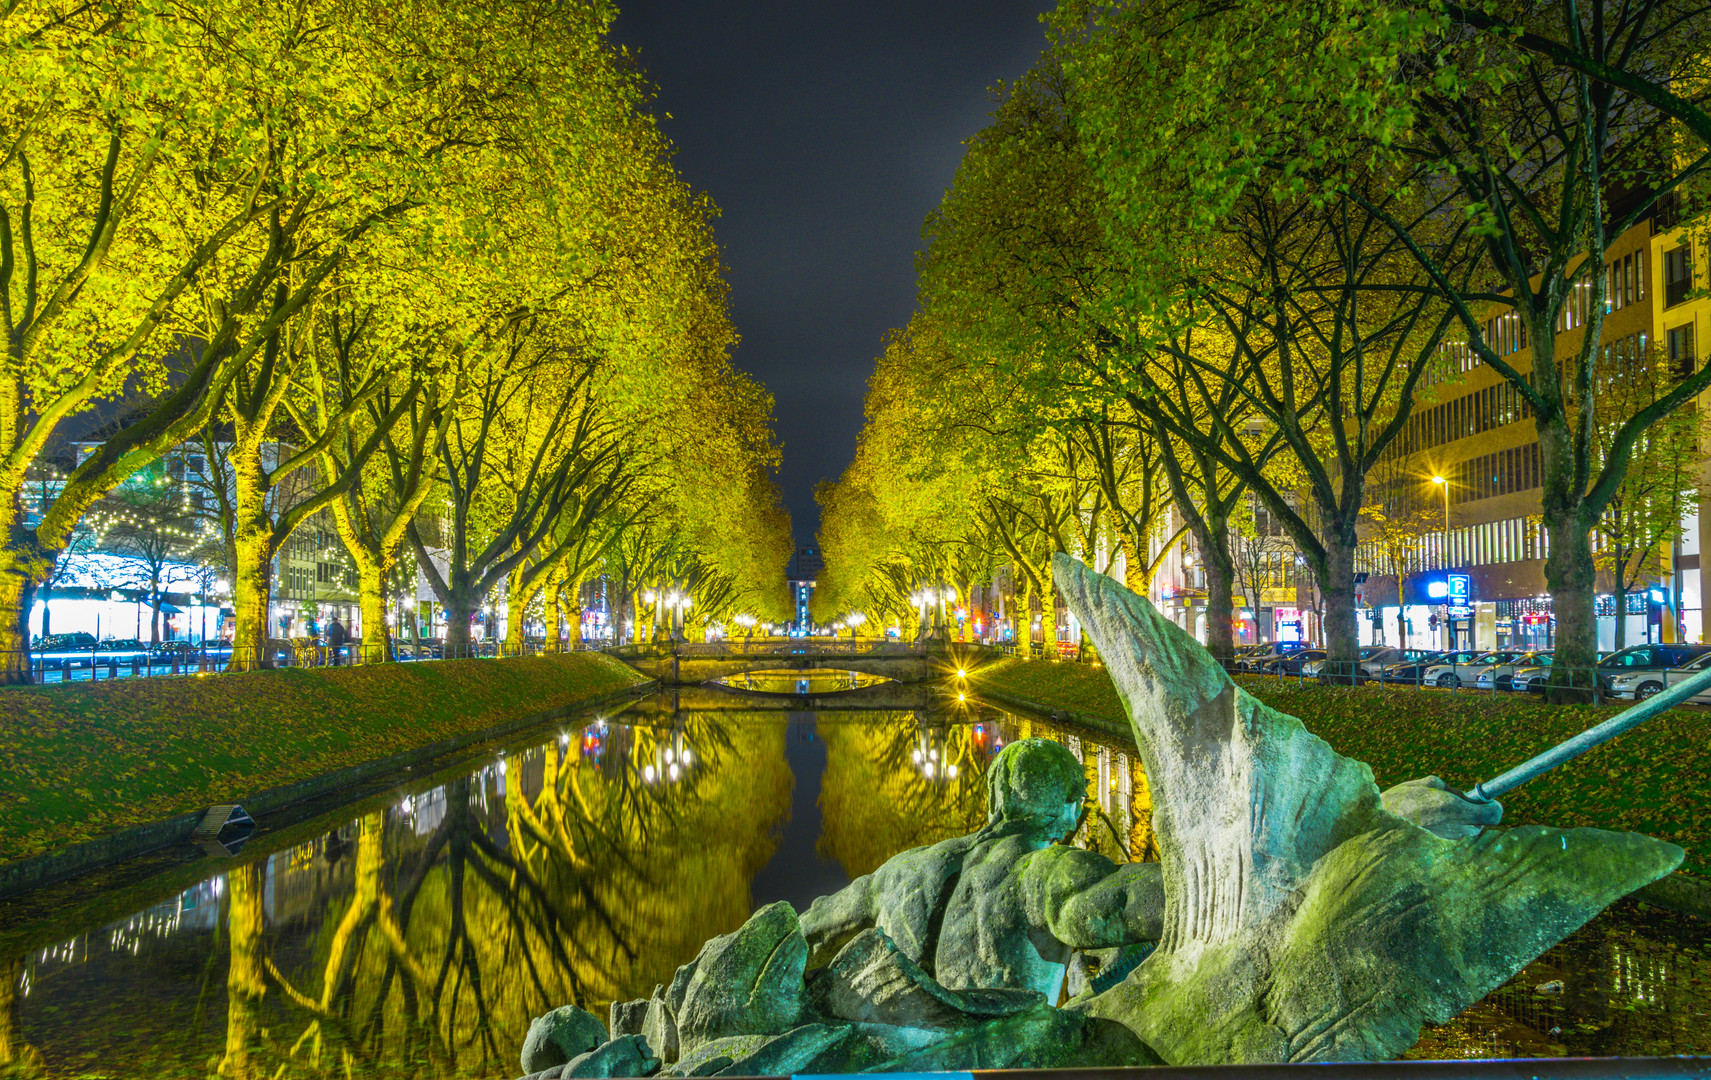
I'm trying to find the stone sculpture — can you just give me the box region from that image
[513,558,1682,1077]
[1050,552,1681,1063]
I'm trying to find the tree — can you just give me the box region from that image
[89,464,204,643]
[1591,344,1703,649]
[1360,450,1441,648]
[0,0,336,681]
[1232,498,1300,644]
[1054,0,1711,693]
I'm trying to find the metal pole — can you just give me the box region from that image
[1442,482,1452,650]
[1470,658,1711,802]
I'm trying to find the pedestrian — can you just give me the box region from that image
[326,615,349,666]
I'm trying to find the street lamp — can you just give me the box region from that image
[1431,475,1451,648]
[1430,475,1452,562]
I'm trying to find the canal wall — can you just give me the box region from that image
[968,656,1711,919]
[0,653,653,899]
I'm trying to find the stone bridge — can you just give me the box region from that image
[606,639,939,686]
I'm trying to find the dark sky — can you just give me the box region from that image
[609,0,1057,548]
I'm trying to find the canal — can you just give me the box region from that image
[0,681,1706,1077]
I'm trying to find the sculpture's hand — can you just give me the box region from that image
[1381,775,1503,839]
[800,872,876,970]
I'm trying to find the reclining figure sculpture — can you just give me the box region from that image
[513,555,1681,1077]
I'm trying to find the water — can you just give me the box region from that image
[0,684,1704,1078]
[707,669,893,694]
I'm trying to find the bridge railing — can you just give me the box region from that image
[605,638,929,660]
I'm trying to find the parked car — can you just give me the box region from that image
[1230,644,1274,671]
[1475,650,1555,691]
[1261,649,1327,675]
[1375,651,1446,685]
[1506,653,1557,693]
[1420,649,1525,689]
[151,640,231,665]
[93,638,151,664]
[402,638,443,660]
[1301,645,1396,680]
[1355,647,1438,679]
[34,631,98,668]
[1657,651,1711,704]
[1244,643,1308,671]
[1604,643,1711,699]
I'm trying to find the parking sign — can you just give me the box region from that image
[1447,574,1470,602]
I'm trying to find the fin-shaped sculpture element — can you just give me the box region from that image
[1052,553,1682,1063]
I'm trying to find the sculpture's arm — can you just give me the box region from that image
[1024,847,1165,949]
[1381,775,1503,839]
[799,871,876,970]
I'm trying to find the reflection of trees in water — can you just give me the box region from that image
[208,715,792,1079]
[815,712,993,878]
[816,709,1156,881]
[1,955,45,1075]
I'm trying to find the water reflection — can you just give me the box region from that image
[709,668,892,695]
[0,694,1706,1078]
[1410,901,1711,1057]
[5,707,797,1078]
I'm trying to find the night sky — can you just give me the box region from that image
[609,1,1057,547]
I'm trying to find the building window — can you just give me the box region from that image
[1665,246,1693,307]
[1668,324,1696,379]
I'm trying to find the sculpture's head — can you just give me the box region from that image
[985,738,1086,840]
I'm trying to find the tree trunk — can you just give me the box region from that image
[1319,536,1359,683]
[149,570,163,644]
[227,527,276,672]
[1203,544,1236,665]
[0,561,38,685]
[1545,511,1598,702]
[442,581,477,658]
[1395,586,1408,649]
[1120,535,1151,592]
[1613,579,1628,651]
[358,567,391,664]
[505,584,530,654]
[1040,567,1059,659]
[542,579,562,653]
[227,450,280,672]
[568,602,583,648]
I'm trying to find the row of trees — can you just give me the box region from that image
[2,0,792,681]
[818,0,1711,695]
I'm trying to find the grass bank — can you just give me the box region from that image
[0,652,649,868]
[968,656,1711,877]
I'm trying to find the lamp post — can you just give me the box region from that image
[1432,475,1451,649]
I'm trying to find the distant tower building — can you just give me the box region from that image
[785,546,823,634]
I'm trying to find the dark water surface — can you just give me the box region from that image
[0,686,1705,1078]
